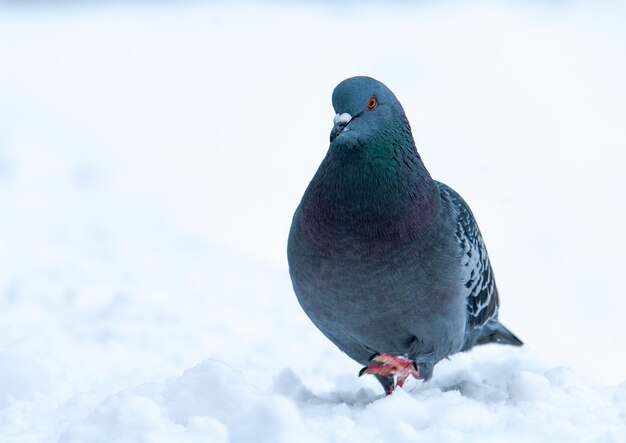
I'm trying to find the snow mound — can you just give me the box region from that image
[55,353,625,443]
[58,360,305,443]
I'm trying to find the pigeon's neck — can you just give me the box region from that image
[300,130,440,245]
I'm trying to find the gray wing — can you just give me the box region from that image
[437,182,499,330]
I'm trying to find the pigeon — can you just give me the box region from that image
[287,76,522,395]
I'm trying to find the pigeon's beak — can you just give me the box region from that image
[330,113,353,143]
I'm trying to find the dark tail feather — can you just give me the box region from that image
[477,322,523,346]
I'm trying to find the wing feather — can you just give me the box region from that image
[437,182,499,329]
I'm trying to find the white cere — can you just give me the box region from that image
[333,113,352,124]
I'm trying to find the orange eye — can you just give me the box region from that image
[367,97,378,109]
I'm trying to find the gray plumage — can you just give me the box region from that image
[287,76,521,393]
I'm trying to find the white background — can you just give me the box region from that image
[1,1,625,441]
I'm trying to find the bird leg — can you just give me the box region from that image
[359,353,422,394]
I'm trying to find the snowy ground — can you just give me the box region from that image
[1,1,626,442]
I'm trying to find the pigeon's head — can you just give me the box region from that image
[330,76,412,147]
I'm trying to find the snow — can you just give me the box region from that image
[1,1,626,442]
[45,356,626,442]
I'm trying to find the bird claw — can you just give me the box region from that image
[359,353,422,394]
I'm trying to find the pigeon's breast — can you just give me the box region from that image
[287,210,468,363]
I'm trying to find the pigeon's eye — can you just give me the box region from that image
[367,97,378,109]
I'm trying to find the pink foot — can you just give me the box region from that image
[359,353,422,394]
